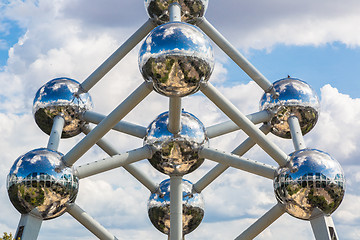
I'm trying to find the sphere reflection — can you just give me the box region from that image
[274,149,345,220]
[139,22,214,97]
[148,179,204,235]
[145,0,209,24]
[144,111,208,175]
[7,148,79,220]
[259,77,320,138]
[33,77,93,138]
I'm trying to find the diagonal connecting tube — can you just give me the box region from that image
[62,82,152,167]
[201,82,289,166]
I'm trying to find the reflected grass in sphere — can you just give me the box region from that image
[33,77,93,138]
[139,22,214,97]
[274,149,345,220]
[148,179,204,235]
[259,78,320,138]
[145,0,209,24]
[7,148,79,220]
[144,111,208,175]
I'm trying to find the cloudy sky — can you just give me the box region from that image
[1,0,360,239]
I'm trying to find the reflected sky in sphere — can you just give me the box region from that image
[7,148,78,220]
[148,178,204,235]
[274,149,345,220]
[259,77,320,138]
[144,0,209,24]
[144,111,208,175]
[33,77,93,138]
[139,22,214,97]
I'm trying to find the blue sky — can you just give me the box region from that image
[1,1,360,239]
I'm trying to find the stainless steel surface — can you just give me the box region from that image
[33,77,93,138]
[144,111,208,175]
[148,179,204,236]
[274,149,345,220]
[7,148,79,220]
[139,22,214,97]
[145,0,208,24]
[260,77,320,138]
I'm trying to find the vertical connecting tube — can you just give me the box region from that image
[47,115,65,151]
[288,115,306,151]
[170,175,183,240]
[14,214,42,240]
[169,3,182,22]
[167,3,182,135]
[168,97,182,134]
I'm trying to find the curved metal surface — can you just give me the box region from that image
[148,178,204,235]
[274,149,345,220]
[33,77,93,138]
[7,148,79,220]
[144,111,208,175]
[145,0,208,24]
[139,22,214,97]
[259,77,320,138]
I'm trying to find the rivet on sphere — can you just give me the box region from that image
[148,179,204,235]
[259,77,320,138]
[139,22,214,97]
[7,148,79,220]
[274,149,345,220]
[144,111,208,175]
[145,0,209,24]
[33,77,93,138]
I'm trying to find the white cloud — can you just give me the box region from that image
[206,0,360,50]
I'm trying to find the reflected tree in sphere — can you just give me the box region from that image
[139,22,214,97]
[145,0,209,24]
[144,111,208,175]
[274,149,345,220]
[259,77,320,138]
[148,179,204,236]
[7,148,79,220]
[33,77,93,138]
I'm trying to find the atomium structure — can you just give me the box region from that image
[7,1,345,239]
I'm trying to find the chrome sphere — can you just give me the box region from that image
[7,148,79,220]
[148,179,204,235]
[139,22,214,97]
[259,77,320,138]
[274,149,345,220]
[144,111,208,175]
[145,0,209,24]
[33,77,93,138]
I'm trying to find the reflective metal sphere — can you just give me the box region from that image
[259,77,320,138]
[144,111,208,175]
[33,77,93,138]
[145,0,209,24]
[7,148,79,220]
[274,149,345,220]
[148,179,204,235]
[139,22,214,97]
